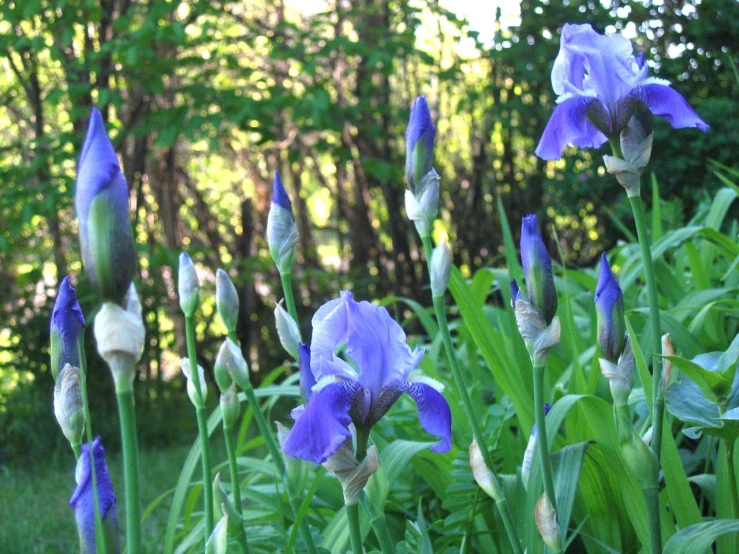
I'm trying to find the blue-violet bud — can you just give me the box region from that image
[75,108,136,305]
[594,252,625,363]
[521,214,557,324]
[266,171,298,274]
[50,276,86,380]
[405,96,436,191]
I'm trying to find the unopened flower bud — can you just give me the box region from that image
[212,473,244,534]
[275,301,300,359]
[404,170,439,238]
[94,284,145,390]
[599,335,634,407]
[267,171,298,274]
[405,96,436,191]
[214,340,234,393]
[469,439,503,502]
[178,252,200,317]
[205,506,228,554]
[75,108,136,305]
[512,291,561,367]
[430,240,452,297]
[50,276,86,380]
[509,279,521,308]
[220,384,240,428]
[661,333,674,395]
[221,338,250,391]
[520,215,558,325]
[180,358,208,409]
[595,253,626,363]
[216,269,239,334]
[54,364,85,447]
[535,492,562,552]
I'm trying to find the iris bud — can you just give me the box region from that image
[595,253,626,362]
[520,215,558,324]
[220,384,240,428]
[430,240,452,297]
[178,253,200,317]
[469,439,504,502]
[214,340,234,394]
[205,507,228,554]
[266,171,298,274]
[50,276,86,380]
[216,269,239,334]
[221,338,250,391]
[75,108,136,305]
[535,492,562,552]
[405,96,435,191]
[599,335,634,407]
[54,364,85,448]
[275,301,300,360]
[180,358,208,409]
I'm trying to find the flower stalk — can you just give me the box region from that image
[532,362,558,514]
[421,235,523,554]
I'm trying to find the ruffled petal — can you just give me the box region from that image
[630,84,709,131]
[397,381,452,454]
[282,380,360,464]
[535,96,604,160]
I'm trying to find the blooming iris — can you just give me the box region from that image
[75,108,136,304]
[282,291,452,464]
[50,276,86,379]
[536,23,708,161]
[70,437,120,554]
[594,252,626,363]
[520,215,557,325]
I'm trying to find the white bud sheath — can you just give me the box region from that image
[180,357,208,408]
[469,439,503,502]
[222,338,250,390]
[600,335,634,407]
[322,442,380,505]
[54,363,85,445]
[267,204,299,274]
[94,284,145,389]
[661,333,674,395]
[405,170,439,237]
[275,301,300,360]
[521,433,537,490]
[535,492,562,551]
[178,253,200,316]
[430,240,452,297]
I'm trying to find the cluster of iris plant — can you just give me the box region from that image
[47,22,737,554]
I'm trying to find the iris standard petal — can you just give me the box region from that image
[397,380,452,454]
[282,380,360,464]
[630,84,709,131]
[535,95,601,161]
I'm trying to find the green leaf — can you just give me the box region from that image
[663,520,739,554]
[665,355,731,404]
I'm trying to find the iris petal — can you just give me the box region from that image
[535,96,603,161]
[630,84,709,131]
[282,380,360,464]
[397,381,452,454]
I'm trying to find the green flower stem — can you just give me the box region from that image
[77,343,108,553]
[227,331,318,554]
[421,235,523,554]
[533,364,558,513]
[725,438,739,519]
[115,383,142,554]
[280,272,301,339]
[370,515,395,554]
[643,486,662,554]
[185,316,214,540]
[346,501,364,554]
[223,423,250,554]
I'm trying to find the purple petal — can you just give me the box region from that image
[298,343,315,403]
[405,96,435,188]
[50,276,85,375]
[70,437,118,551]
[397,381,452,454]
[630,84,709,131]
[595,252,625,362]
[520,215,557,323]
[272,171,293,213]
[535,96,605,161]
[282,380,360,464]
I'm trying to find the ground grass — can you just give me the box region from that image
[0,443,196,553]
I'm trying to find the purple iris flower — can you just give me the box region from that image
[594,252,626,363]
[70,437,120,554]
[75,107,136,305]
[282,291,452,464]
[535,23,708,161]
[405,95,436,191]
[520,215,558,325]
[50,276,86,379]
